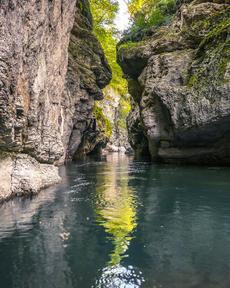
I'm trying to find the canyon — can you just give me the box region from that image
[0,0,230,201]
[0,0,111,200]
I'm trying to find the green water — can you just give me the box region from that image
[0,154,230,288]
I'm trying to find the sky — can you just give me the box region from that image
[114,0,130,32]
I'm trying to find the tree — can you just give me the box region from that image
[127,0,176,31]
[90,0,127,95]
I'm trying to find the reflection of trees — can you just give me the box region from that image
[92,154,145,288]
[95,154,137,266]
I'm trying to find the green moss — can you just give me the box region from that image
[117,97,131,130]
[190,18,211,34]
[187,75,199,88]
[118,40,146,51]
[178,5,230,50]
[218,56,230,81]
[93,104,112,138]
[198,8,230,52]
[187,7,230,89]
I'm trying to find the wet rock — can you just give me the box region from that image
[0,153,60,202]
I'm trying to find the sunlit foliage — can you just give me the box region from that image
[90,0,128,95]
[93,105,113,138]
[117,95,131,130]
[127,0,176,31]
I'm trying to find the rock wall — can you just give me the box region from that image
[66,0,111,160]
[118,1,230,164]
[0,0,111,201]
[98,87,132,154]
[74,86,132,157]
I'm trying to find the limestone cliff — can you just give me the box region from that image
[0,0,111,201]
[98,87,132,154]
[118,1,230,164]
[66,0,111,160]
[73,86,132,157]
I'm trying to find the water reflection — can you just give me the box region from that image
[93,154,144,287]
[1,155,230,288]
[0,186,57,240]
[95,154,137,265]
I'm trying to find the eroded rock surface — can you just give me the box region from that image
[66,0,111,160]
[118,1,230,164]
[0,0,111,200]
[99,87,132,154]
[0,154,60,202]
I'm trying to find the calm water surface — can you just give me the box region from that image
[0,154,230,288]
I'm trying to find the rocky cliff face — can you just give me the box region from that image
[0,0,111,201]
[66,0,111,160]
[98,87,132,154]
[118,1,230,164]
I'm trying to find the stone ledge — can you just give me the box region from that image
[0,154,61,202]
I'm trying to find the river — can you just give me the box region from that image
[0,154,230,288]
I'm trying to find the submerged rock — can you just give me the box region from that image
[118,1,230,164]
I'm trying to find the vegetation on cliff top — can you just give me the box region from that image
[188,6,230,88]
[90,0,131,142]
[90,0,127,96]
[127,0,176,32]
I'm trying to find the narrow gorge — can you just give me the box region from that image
[0,0,230,201]
[0,1,230,287]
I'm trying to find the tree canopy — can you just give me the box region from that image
[127,0,176,32]
[90,0,127,95]
[90,0,176,95]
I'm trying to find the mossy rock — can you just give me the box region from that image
[93,104,112,138]
[187,6,230,88]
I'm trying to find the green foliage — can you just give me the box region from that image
[90,0,118,28]
[127,0,176,32]
[118,96,131,130]
[118,40,145,51]
[93,104,113,138]
[90,0,128,95]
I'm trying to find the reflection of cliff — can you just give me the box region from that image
[95,154,137,266]
[0,166,75,288]
[0,187,56,240]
